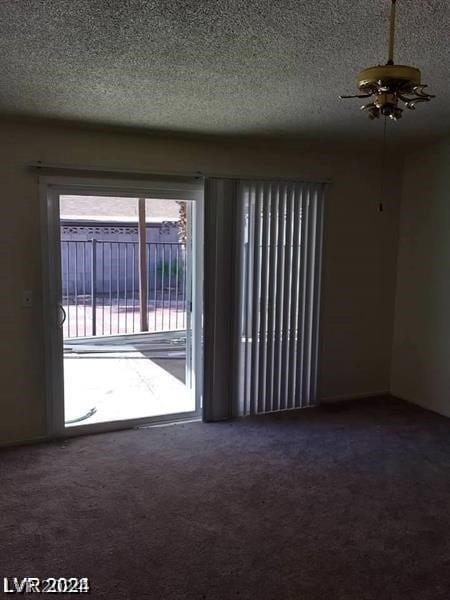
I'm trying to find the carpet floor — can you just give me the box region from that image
[1,397,450,599]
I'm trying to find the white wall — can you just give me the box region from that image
[0,120,401,445]
[391,136,450,416]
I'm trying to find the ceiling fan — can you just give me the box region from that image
[340,0,435,120]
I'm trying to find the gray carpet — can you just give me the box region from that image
[1,397,450,599]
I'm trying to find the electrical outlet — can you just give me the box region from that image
[22,290,33,307]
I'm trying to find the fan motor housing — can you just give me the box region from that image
[357,64,421,93]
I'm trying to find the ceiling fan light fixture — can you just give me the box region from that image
[340,0,435,120]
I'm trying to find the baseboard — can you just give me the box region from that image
[390,393,450,419]
[0,433,52,450]
[319,391,390,404]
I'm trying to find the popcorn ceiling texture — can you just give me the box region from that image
[0,0,448,140]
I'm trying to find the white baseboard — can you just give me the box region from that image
[319,390,390,404]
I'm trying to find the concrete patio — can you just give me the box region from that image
[63,333,193,427]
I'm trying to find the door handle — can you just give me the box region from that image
[58,304,67,328]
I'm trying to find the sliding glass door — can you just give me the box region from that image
[41,177,203,436]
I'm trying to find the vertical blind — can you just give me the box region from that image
[235,180,325,416]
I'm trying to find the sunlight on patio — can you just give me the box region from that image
[64,350,192,427]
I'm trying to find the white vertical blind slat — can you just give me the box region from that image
[288,186,302,409]
[243,184,254,415]
[294,187,309,408]
[258,183,270,413]
[266,186,278,413]
[280,184,295,411]
[235,185,248,416]
[250,184,262,413]
[273,183,286,411]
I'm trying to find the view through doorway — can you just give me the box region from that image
[59,194,195,427]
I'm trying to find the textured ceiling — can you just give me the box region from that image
[0,0,449,141]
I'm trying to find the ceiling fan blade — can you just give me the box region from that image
[339,93,372,99]
[412,85,436,99]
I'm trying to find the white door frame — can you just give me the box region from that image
[40,175,204,438]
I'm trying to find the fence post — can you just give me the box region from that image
[91,238,97,336]
[138,199,149,331]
